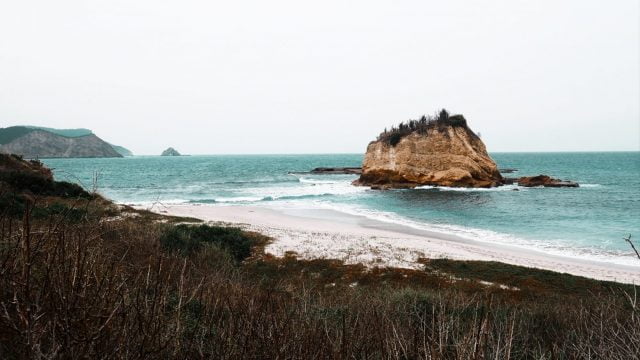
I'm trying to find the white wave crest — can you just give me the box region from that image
[415,184,525,192]
[303,202,640,268]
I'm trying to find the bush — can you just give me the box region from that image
[378,108,471,146]
[446,114,467,127]
[52,181,92,199]
[0,170,51,194]
[0,191,28,217]
[0,170,91,199]
[32,202,88,223]
[389,132,403,146]
[160,224,255,261]
[0,153,92,199]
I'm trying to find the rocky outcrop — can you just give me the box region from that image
[161,147,181,156]
[0,130,122,158]
[290,167,363,175]
[311,167,362,174]
[516,175,579,188]
[354,112,502,189]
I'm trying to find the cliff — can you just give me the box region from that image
[0,129,123,158]
[354,110,502,188]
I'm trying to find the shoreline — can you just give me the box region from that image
[139,203,640,284]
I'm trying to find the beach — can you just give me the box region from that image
[145,204,640,284]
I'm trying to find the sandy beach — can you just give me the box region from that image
[139,204,640,284]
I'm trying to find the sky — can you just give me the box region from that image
[1,0,639,155]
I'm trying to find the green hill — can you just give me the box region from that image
[0,126,133,157]
[0,126,35,145]
[25,126,93,138]
[0,126,94,145]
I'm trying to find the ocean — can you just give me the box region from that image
[43,152,640,267]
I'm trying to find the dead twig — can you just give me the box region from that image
[624,235,640,260]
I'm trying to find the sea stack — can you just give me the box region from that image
[161,147,181,156]
[354,110,502,189]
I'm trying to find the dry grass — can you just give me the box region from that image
[0,196,638,359]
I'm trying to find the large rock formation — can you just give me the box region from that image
[354,111,502,189]
[0,129,122,158]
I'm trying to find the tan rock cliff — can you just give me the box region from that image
[354,113,502,188]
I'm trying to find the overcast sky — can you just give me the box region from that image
[1,0,638,154]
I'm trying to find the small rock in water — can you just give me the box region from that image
[499,168,518,173]
[517,175,579,188]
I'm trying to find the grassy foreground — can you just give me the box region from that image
[0,154,638,359]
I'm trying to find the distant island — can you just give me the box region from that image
[161,147,182,156]
[0,126,132,158]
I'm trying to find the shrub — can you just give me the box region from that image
[0,153,92,199]
[388,132,403,146]
[0,170,51,194]
[0,170,91,199]
[32,202,88,223]
[446,114,467,127]
[0,191,28,217]
[378,108,471,146]
[52,181,92,199]
[160,224,255,261]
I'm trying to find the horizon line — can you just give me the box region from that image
[122,150,640,157]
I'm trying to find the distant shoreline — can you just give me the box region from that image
[138,203,640,284]
[83,150,640,157]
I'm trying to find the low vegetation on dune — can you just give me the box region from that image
[0,154,638,358]
[377,109,474,146]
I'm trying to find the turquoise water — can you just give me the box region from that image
[43,152,640,266]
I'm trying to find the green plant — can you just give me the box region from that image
[31,202,88,223]
[160,224,255,261]
[378,108,472,146]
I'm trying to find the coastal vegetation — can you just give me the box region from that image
[378,109,472,146]
[0,126,93,145]
[0,154,638,358]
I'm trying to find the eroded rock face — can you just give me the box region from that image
[354,123,502,189]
